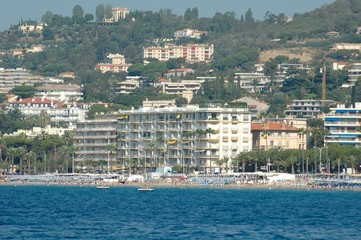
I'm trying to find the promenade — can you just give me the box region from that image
[2,173,361,191]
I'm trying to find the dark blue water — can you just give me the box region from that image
[0,186,360,239]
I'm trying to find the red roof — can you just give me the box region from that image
[252,122,299,131]
[11,98,64,106]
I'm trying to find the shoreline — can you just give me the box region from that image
[1,181,359,192]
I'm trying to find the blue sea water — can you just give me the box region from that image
[0,186,360,239]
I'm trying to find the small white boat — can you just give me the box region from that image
[138,186,154,192]
[96,185,110,189]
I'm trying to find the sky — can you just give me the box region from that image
[0,0,335,31]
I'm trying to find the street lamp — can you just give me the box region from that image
[314,146,327,173]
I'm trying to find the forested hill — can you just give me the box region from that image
[0,0,359,111]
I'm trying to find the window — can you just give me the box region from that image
[270,140,274,146]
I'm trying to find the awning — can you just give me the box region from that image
[167,140,177,145]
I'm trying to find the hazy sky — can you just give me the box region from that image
[0,0,335,31]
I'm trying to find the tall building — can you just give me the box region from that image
[74,114,118,164]
[324,103,361,147]
[143,44,214,63]
[117,105,251,173]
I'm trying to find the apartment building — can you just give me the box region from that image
[324,103,361,147]
[74,114,118,164]
[158,79,204,102]
[285,99,335,118]
[0,68,63,93]
[95,53,131,73]
[115,79,139,94]
[165,68,195,78]
[252,120,304,150]
[117,105,252,173]
[35,84,83,102]
[6,98,87,124]
[143,44,214,63]
[234,73,270,93]
[174,28,208,39]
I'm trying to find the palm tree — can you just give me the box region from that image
[237,152,250,173]
[183,131,194,172]
[147,141,156,172]
[16,147,26,175]
[6,147,16,175]
[194,129,205,172]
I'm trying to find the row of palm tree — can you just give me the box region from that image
[234,144,361,174]
[0,131,77,175]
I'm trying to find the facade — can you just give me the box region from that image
[25,45,45,53]
[234,73,270,93]
[4,125,75,138]
[18,23,45,34]
[112,8,130,21]
[95,53,131,73]
[0,68,63,93]
[117,105,252,173]
[165,68,195,78]
[285,99,335,118]
[348,63,361,83]
[324,103,361,147]
[74,114,118,164]
[174,28,208,39]
[233,97,269,119]
[333,62,348,71]
[143,44,214,63]
[252,121,304,150]
[6,98,87,124]
[35,84,83,102]
[143,99,176,108]
[332,43,361,51]
[159,80,204,102]
[115,79,140,94]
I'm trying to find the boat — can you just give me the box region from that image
[138,186,154,191]
[96,185,110,189]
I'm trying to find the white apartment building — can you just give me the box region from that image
[285,99,335,118]
[0,68,63,93]
[74,115,118,164]
[115,79,139,94]
[95,53,131,73]
[143,44,214,63]
[174,28,208,39]
[159,80,204,102]
[234,73,270,93]
[35,84,83,102]
[324,103,361,147]
[6,98,87,124]
[117,105,252,173]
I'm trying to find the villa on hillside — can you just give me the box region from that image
[95,53,131,73]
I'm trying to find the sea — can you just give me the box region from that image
[0,186,360,239]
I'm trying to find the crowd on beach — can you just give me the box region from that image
[2,173,361,191]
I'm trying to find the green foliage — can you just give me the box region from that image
[87,104,110,119]
[10,85,37,98]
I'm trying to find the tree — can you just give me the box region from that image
[72,5,85,21]
[84,14,94,22]
[245,8,255,24]
[95,4,105,22]
[264,58,279,93]
[104,4,113,19]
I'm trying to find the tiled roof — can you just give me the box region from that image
[11,98,64,106]
[252,122,299,131]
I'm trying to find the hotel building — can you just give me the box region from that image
[116,105,252,173]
